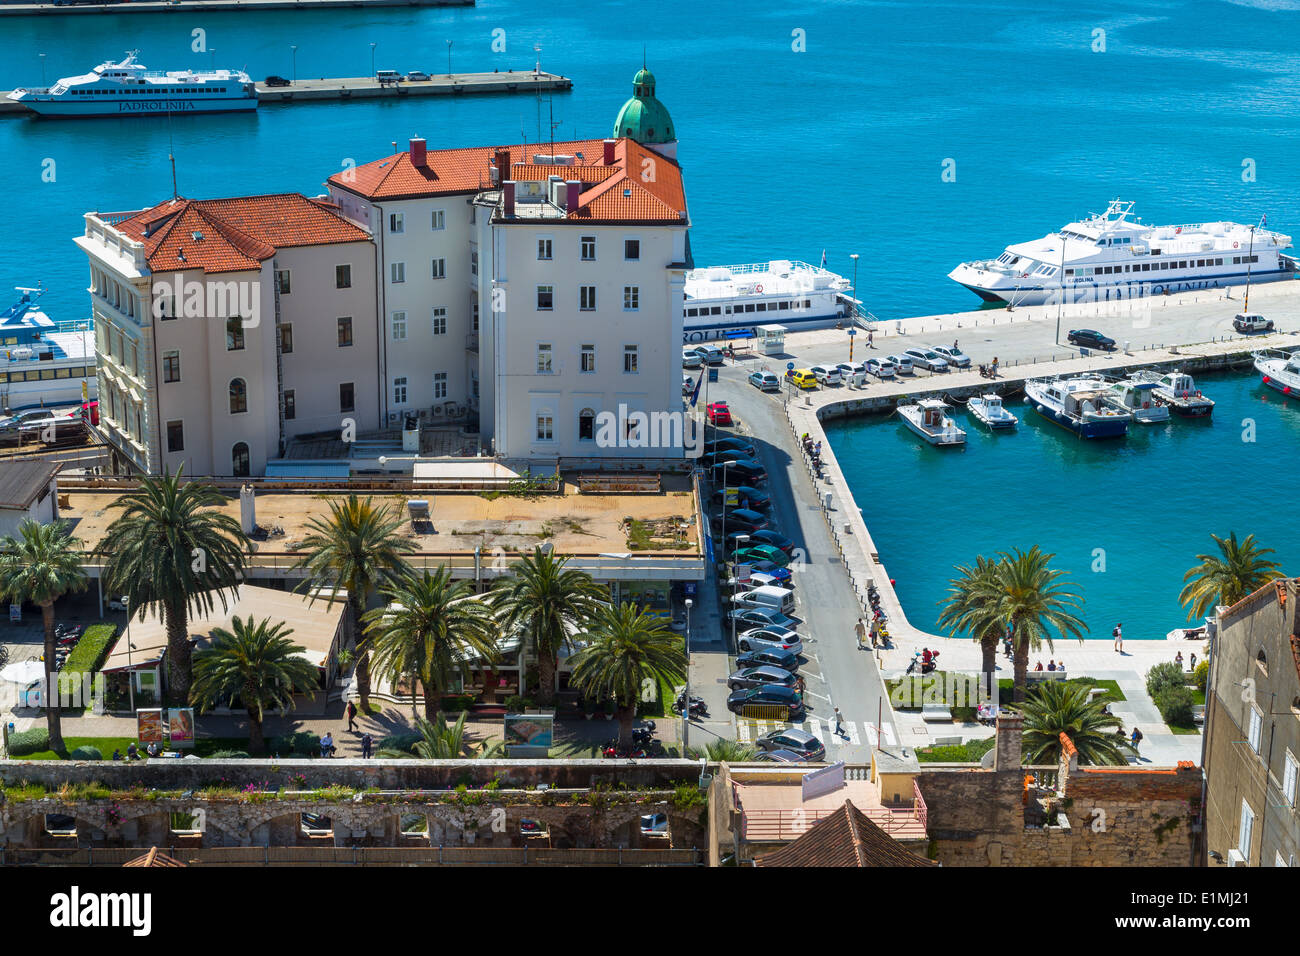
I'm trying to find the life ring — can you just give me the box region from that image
[1233,242,1239,249]
[755,283,764,293]
[1195,390,1202,397]
[1175,226,1181,234]
[1143,401,1150,409]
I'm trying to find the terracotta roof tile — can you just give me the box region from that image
[754,800,936,868]
[116,193,370,275]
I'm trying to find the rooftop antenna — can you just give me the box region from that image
[167,113,178,199]
[534,44,542,144]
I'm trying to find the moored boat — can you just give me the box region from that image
[1144,370,1215,417]
[1107,376,1169,423]
[1253,348,1300,400]
[1023,376,1130,438]
[967,393,1018,430]
[898,398,966,446]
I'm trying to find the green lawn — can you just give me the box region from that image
[14,736,264,760]
[916,737,996,764]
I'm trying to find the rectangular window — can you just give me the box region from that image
[470,250,478,276]
[389,212,405,234]
[284,389,296,420]
[338,316,354,348]
[432,307,447,335]
[1237,800,1255,863]
[537,286,554,310]
[1284,752,1298,807]
[536,415,554,441]
[392,311,407,340]
[393,376,408,405]
[624,344,639,373]
[581,235,596,261]
[623,286,639,311]
[391,262,406,284]
[226,317,245,351]
[624,238,640,260]
[537,237,553,260]
[275,270,291,294]
[339,382,355,413]
[431,209,445,230]
[163,350,181,383]
[537,343,553,374]
[1249,706,1263,753]
[434,371,447,399]
[166,419,184,453]
[335,264,352,289]
[580,286,596,311]
[431,258,446,279]
[158,293,177,320]
[279,323,294,354]
[580,344,596,372]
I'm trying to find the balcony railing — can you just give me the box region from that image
[740,802,927,841]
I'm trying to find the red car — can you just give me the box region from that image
[706,402,732,426]
[71,401,99,426]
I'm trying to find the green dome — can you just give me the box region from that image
[613,66,675,145]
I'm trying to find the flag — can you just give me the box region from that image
[1260,214,1267,227]
[820,249,827,269]
[689,369,705,407]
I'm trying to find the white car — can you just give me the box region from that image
[931,345,971,368]
[809,365,842,386]
[865,357,896,379]
[682,373,694,396]
[406,70,431,82]
[691,344,726,366]
[682,347,703,369]
[835,361,867,380]
[886,353,913,374]
[748,370,780,391]
[737,627,804,657]
[108,595,128,611]
[904,348,948,372]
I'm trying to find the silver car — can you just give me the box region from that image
[886,353,913,374]
[904,347,948,372]
[932,345,971,368]
[736,626,804,656]
[865,357,896,379]
[727,664,800,691]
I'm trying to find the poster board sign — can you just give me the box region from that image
[168,708,195,749]
[8,604,19,623]
[136,708,164,744]
[504,713,553,758]
[801,761,846,802]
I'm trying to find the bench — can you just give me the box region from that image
[922,704,953,723]
[931,735,963,746]
[1025,671,1065,683]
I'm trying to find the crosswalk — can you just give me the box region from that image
[736,716,897,749]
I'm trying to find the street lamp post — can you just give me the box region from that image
[682,598,693,752]
[370,42,377,78]
[447,40,453,77]
[849,253,860,362]
[291,45,297,85]
[1244,219,1261,314]
[124,596,136,713]
[729,534,749,651]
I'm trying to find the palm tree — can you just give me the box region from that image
[491,546,606,706]
[375,711,503,759]
[690,738,759,762]
[96,468,248,705]
[189,615,320,754]
[937,554,1006,685]
[1018,681,1135,766]
[1179,532,1283,620]
[291,495,414,712]
[996,546,1086,704]
[0,520,88,752]
[362,566,499,722]
[569,602,685,748]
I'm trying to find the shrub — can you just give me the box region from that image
[269,732,321,757]
[440,694,475,713]
[68,746,103,761]
[1146,661,1186,699]
[206,749,252,760]
[504,695,534,713]
[1192,660,1209,693]
[7,728,50,756]
[377,732,420,753]
[62,624,118,678]
[1154,685,1196,727]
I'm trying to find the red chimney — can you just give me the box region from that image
[409,137,427,168]
[602,138,616,165]
[503,181,515,218]
[494,148,511,184]
[565,180,581,214]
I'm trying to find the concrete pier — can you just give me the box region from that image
[0,0,472,15]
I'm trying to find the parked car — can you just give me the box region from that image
[733,569,793,590]
[726,684,804,719]
[727,665,800,691]
[736,627,803,654]
[706,436,757,457]
[639,812,669,834]
[682,347,703,369]
[733,544,791,567]
[711,507,769,534]
[727,529,794,554]
[736,646,801,672]
[904,347,948,372]
[756,728,826,761]
[406,70,431,81]
[691,344,726,366]
[682,373,694,396]
[886,353,914,374]
[835,361,868,382]
[709,459,766,483]
[711,485,771,511]
[786,369,818,390]
[1233,313,1274,333]
[749,370,781,391]
[1068,328,1116,351]
[706,401,732,426]
[108,595,128,611]
[375,69,403,84]
[932,345,972,368]
[702,447,752,469]
[264,75,291,87]
[864,357,896,379]
[757,749,810,763]
[809,365,843,386]
[728,608,800,633]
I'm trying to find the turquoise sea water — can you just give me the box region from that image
[2,0,1300,323]
[823,371,1300,641]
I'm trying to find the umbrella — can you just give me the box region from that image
[0,660,46,685]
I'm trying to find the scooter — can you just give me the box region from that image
[672,693,708,718]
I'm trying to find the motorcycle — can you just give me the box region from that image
[672,693,708,718]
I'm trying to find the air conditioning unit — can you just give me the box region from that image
[387,412,399,425]
[432,405,444,417]
[418,409,429,420]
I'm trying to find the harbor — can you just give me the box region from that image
[0,0,472,15]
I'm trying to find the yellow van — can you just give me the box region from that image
[788,369,818,390]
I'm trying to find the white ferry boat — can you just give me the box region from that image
[7,51,257,118]
[898,398,966,446]
[1024,376,1130,439]
[0,287,97,412]
[1253,348,1300,401]
[682,260,859,343]
[949,200,1295,307]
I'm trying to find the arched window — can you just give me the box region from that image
[1257,649,1269,676]
[229,378,247,414]
[578,408,596,441]
[232,442,250,477]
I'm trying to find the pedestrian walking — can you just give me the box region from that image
[833,707,846,738]
[1130,727,1143,750]
[867,328,874,348]
[361,733,373,759]
[1190,652,1197,670]
[953,338,959,350]
[855,617,867,650]
[346,699,357,732]
[1112,622,1123,653]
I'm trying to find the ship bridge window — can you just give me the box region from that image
[779,301,790,310]
[710,307,721,315]
[756,303,767,311]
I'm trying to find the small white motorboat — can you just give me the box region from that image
[967,393,1018,430]
[898,398,966,446]
[1108,377,1170,424]
[1253,348,1300,400]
